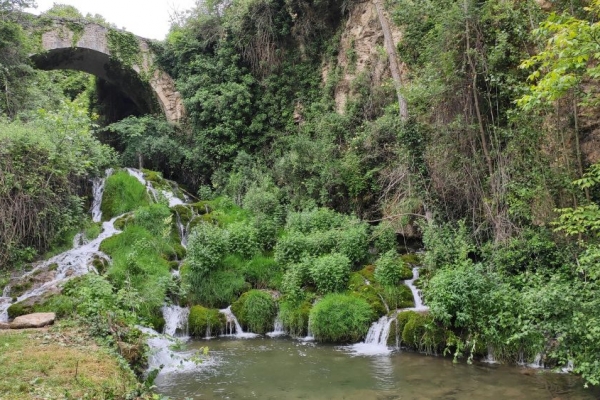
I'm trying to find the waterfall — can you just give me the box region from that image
[219,306,258,338]
[349,315,395,355]
[528,353,545,369]
[162,305,190,338]
[0,216,120,322]
[72,232,88,249]
[404,267,429,311]
[138,326,202,374]
[266,315,285,337]
[126,168,185,208]
[90,168,112,223]
[483,345,498,364]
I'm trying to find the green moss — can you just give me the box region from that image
[168,261,180,270]
[401,253,422,266]
[7,302,29,319]
[381,285,415,309]
[100,171,149,221]
[191,201,213,215]
[309,293,374,343]
[188,305,226,337]
[149,314,166,333]
[231,290,277,334]
[357,265,376,282]
[279,299,312,336]
[172,204,193,224]
[107,28,142,68]
[114,214,134,230]
[91,256,109,275]
[9,280,33,298]
[348,272,387,317]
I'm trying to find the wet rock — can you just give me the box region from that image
[10,312,55,329]
[7,288,60,319]
[0,322,10,329]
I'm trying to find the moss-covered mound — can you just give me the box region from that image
[101,171,149,220]
[387,310,446,353]
[279,299,312,336]
[309,293,374,343]
[231,290,277,334]
[188,305,226,337]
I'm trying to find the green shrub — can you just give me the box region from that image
[382,285,415,309]
[372,221,397,254]
[274,233,309,266]
[279,299,312,336]
[286,208,345,233]
[243,255,281,289]
[184,268,247,308]
[309,293,374,343]
[231,290,277,334]
[281,261,311,302]
[188,305,226,337]
[305,230,338,256]
[186,222,228,276]
[226,222,260,259]
[100,171,149,220]
[374,250,412,286]
[309,253,350,294]
[252,217,278,251]
[335,223,369,265]
[134,203,172,237]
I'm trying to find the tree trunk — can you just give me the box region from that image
[373,0,408,120]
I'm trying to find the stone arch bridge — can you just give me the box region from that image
[26,16,184,123]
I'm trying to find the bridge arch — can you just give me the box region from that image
[29,19,184,123]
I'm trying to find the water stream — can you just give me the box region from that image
[219,306,259,338]
[153,338,597,400]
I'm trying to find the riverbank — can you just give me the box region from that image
[0,322,138,399]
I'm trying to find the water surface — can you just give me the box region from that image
[154,338,596,400]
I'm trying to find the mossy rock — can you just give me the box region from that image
[279,299,312,336]
[47,263,59,272]
[114,214,135,230]
[382,284,415,309]
[91,256,109,275]
[100,171,150,221]
[348,272,387,317]
[231,290,277,334]
[173,244,187,260]
[188,305,226,337]
[401,253,422,266]
[168,261,180,270]
[7,302,31,319]
[149,314,166,333]
[191,201,213,215]
[397,311,444,352]
[9,279,33,298]
[172,205,193,224]
[357,265,376,283]
[141,169,162,183]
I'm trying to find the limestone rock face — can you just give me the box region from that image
[10,312,56,329]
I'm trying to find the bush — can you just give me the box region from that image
[371,221,397,254]
[279,299,312,337]
[309,253,350,294]
[309,293,374,343]
[281,261,311,302]
[286,208,346,233]
[274,233,309,266]
[184,268,247,308]
[188,305,226,337]
[134,203,172,237]
[243,255,281,289]
[100,171,149,220]
[335,223,369,265]
[374,250,413,286]
[226,222,260,259]
[231,290,277,334]
[186,222,228,276]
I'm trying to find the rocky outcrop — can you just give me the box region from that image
[10,312,56,329]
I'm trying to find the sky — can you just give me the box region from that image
[27,0,197,40]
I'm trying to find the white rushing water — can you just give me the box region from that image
[405,267,429,312]
[138,326,203,374]
[90,168,113,223]
[350,315,395,355]
[0,216,120,322]
[219,306,259,338]
[126,168,185,208]
[266,315,286,337]
[162,305,190,338]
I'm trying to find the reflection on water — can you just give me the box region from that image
[154,338,598,400]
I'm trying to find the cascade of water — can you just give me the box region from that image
[138,326,201,374]
[90,168,113,223]
[266,315,286,337]
[528,353,545,369]
[72,232,88,249]
[162,305,190,338]
[219,306,259,338]
[483,345,499,364]
[0,216,120,322]
[561,360,574,373]
[349,315,395,355]
[404,267,429,311]
[126,168,185,208]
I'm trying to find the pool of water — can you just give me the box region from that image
[154,337,597,400]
